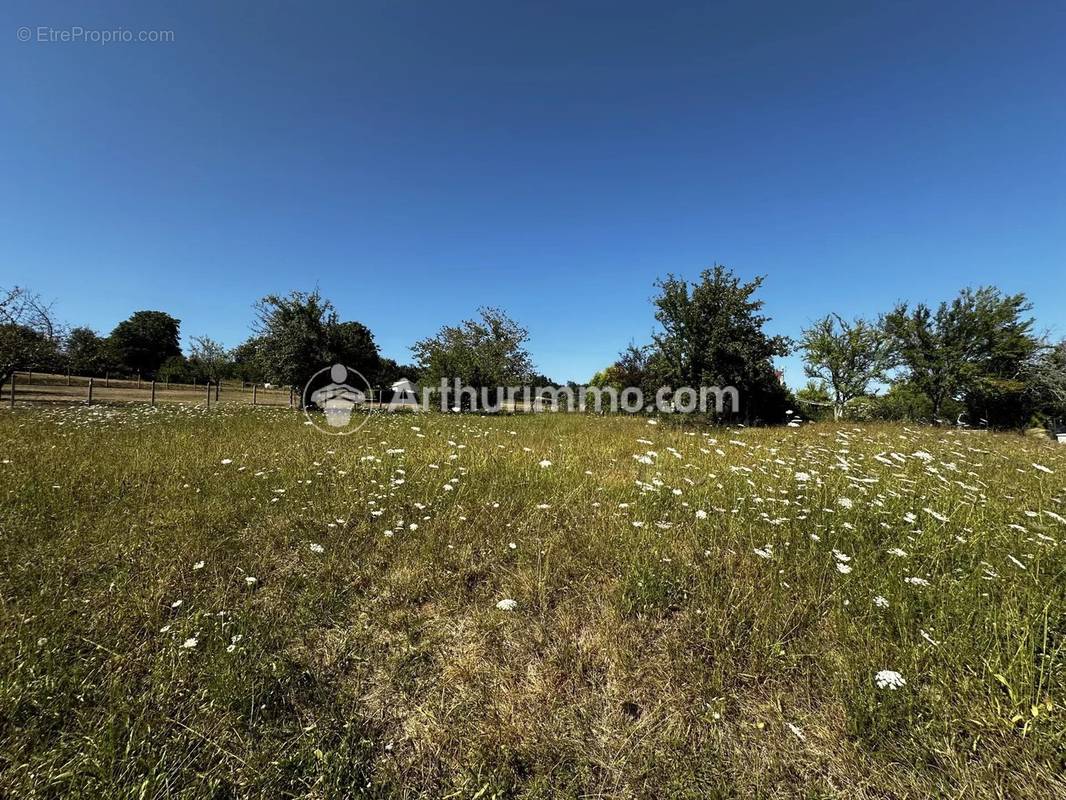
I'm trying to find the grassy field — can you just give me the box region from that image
[0,404,1063,798]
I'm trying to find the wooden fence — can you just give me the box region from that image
[2,371,296,409]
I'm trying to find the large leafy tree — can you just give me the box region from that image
[64,327,110,376]
[800,314,889,419]
[250,290,380,392]
[1,286,61,392]
[108,310,181,377]
[882,287,1037,425]
[412,307,534,401]
[651,266,791,421]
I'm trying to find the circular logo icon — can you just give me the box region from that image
[302,364,374,435]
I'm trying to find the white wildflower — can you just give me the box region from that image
[496,598,518,612]
[874,669,906,690]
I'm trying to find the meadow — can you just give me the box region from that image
[0,403,1063,798]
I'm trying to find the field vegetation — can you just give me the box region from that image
[1,404,1063,797]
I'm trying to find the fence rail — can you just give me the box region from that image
[4,372,575,413]
[2,371,296,408]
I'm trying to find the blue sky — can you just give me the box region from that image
[2,1,1064,385]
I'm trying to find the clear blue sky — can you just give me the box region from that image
[3,1,1064,385]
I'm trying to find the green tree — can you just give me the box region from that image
[882,287,1037,425]
[588,344,660,404]
[187,336,232,384]
[411,307,534,404]
[327,321,381,381]
[800,314,889,420]
[252,290,380,393]
[64,327,109,376]
[589,364,625,391]
[0,286,60,393]
[108,310,181,377]
[873,380,937,422]
[651,266,791,421]
[156,355,191,383]
[1022,340,1066,426]
[794,380,833,422]
[377,357,421,387]
[230,338,267,384]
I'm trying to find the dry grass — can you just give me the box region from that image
[0,404,1063,798]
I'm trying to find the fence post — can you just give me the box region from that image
[205,381,211,409]
[105,372,110,388]
[8,373,14,408]
[151,380,156,405]
[165,377,170,388]
[87,377,93,406]
[66,370,71,386]
[215,381,220,402]
[252,384,257,406]
[137,372,142,389]
[289,387,294,409]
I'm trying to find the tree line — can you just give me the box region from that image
[2,270,1063,429]
[0,288,417,392]
[588,267,1063,429]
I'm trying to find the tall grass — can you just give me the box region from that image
[0,404,1062,797]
